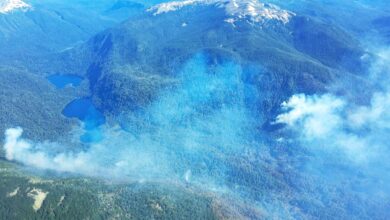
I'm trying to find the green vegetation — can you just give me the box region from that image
[0,160,221,220]
[0,65,88,142]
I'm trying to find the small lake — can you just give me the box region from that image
[62,98,106,143]
[47,74,83,89]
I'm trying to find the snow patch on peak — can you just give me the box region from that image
[0,0,31,14]
[223,0,293,24]
[147,0,294,24]
[147,0,198,15]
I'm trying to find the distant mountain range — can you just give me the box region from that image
[0,0,150,67]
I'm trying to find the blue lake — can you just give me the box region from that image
[47,74,83,89]
[62,98,106,143]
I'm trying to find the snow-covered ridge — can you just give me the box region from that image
[0,0,31,14]
[147,0,294,24]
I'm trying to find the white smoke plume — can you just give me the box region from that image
[276,93,390,163]
[4,127,102,175]
[277,48,390,165]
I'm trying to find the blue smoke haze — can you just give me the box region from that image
[3,0,390,218]
[5,53,259,185]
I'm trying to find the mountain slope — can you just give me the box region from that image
[0,65,86,142]
[0,0,152,69]
[63,0,365,126]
